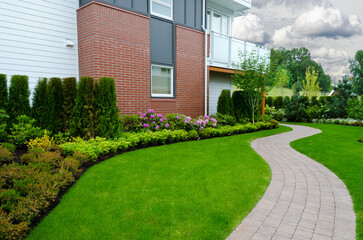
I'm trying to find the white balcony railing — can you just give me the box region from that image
[208,31,270,69]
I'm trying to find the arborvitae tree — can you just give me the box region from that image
[217,89,234,116]
[47,78,64,133]
[63,77,77,132]
[232,91,251,122]
[32,78,49,129]
[96,77,119,138]
[273,96,284,109]
[8,75,31,122]
[70,77,98,138]
[0,74,7,111]
[265,96,273,107]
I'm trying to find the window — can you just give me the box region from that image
[151,0,173,20]
[151,65,173,97]
[207,9,230,36]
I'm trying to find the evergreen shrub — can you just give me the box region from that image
[47,78,64,133]
[265,96,273,107]
[32,78,48,129]
[96,77,119,138]
[232,91,250,122]
[217,89,234,116]
[310,96,319,106]
[8,75,31,122]
[283,96,291,107]
[63,77,77,132]
[70,77,98,138]
[0,74,7,111]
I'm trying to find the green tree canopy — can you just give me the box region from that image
[349,49,363,95]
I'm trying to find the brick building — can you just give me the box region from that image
[0,0,269,117]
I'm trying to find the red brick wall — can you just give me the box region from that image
[175,25,205,117]
[78,2,151,115]
[78,2,206,117]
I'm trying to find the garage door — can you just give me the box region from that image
[209,72,232,115]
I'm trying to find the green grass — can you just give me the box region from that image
[290,123,363,240]
[27,126,291,240]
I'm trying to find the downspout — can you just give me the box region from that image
[202,0,208,116]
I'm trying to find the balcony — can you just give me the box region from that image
[208,31,270,70]
[208,0,251,13]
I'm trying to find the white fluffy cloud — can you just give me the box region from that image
[233,14,268,44]
[295,7,361,38]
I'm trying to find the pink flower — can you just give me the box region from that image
[145,117,148,121]
[142,113,147,117]
[150,115,155,119]
[139,116,144,119]
[164,118,168,121]
[143,123,150,128]
[148,109,155,113]
[165,123,169,128]
[213,123,217,127]
[160,118,164,123]
[176,115,181,120]
[200,127,204,130]
[138,112,142,115]
[152,121,156,124]
[156,125,159,130]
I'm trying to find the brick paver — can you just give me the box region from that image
[227,124,356,240]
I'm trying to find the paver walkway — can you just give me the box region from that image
[227,124,356,240]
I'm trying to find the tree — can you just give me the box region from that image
[96,77,119,138]
[8,75,31,122]
[274,65,290,95]
[350,49,363,95]
[302,67,321,98]
[217,89,234,116]
[32,78,49,129]
[63,77,77,132]
[232,50,274,124]
[0,74,7,111]
[327,76,353,118]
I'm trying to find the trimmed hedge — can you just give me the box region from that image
[8,75,30,123]
[63,77,77,133]
[47,78,64,133]
[232,91,250,122]
[273,96,284,109]
[96,77,119,138]
[217,89,234,116]
[0,74,7,111]
[265,96,273,107]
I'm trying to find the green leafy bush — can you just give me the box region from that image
[310,96,319,106]
[265,96,273,108]
[265,105,286,121]
[273,96,284,109]
[32,78,48,129]
[120,114,142,132]
[319,96,333,106]
[283,96,291,107]
[0,145,13,162]
[0,74,7,111]
[217,89,234,116]
[210,113,236,126]
[0,143,16,153]
[47,78,64,133]
[305,105,324,122]
[284,94,307,122]
[8,75,31,123]
[8,115,44,147]
[70,77,98,138]
[0,110,8,142]
[347,97,363,120]
[96,77,119,138]
[63,77,77,132]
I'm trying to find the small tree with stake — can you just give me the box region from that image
[232,50,274,124]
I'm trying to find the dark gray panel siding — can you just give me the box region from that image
[150,18,174,65]
[185,0,195,27]
[173,0,185,24]
[79,0,148,14]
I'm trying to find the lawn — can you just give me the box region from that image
[290,123,363,240]
[27,126,291,240]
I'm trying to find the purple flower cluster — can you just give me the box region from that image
[138,110,169,131]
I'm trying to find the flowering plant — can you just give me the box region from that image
[138,109,169,131]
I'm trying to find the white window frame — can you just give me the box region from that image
[150,0,173,21]
[151,64,174,98]
[207,8,231,36]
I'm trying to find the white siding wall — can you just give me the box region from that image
[209,72,232,114]
[0,0,79,98]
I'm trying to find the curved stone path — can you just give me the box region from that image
[227,124,356,240]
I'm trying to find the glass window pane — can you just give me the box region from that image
[212,13,221,33]
[207,11,210,32]
[152,66,172,95]
[222,17,228,35]
[152,2,171,17]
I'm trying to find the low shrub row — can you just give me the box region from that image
[311,118,363,127]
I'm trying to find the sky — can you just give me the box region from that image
[232,0,363,83]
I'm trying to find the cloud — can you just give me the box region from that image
[252,0,328,10]
[233,14,269,45]
[295,7,362,38]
